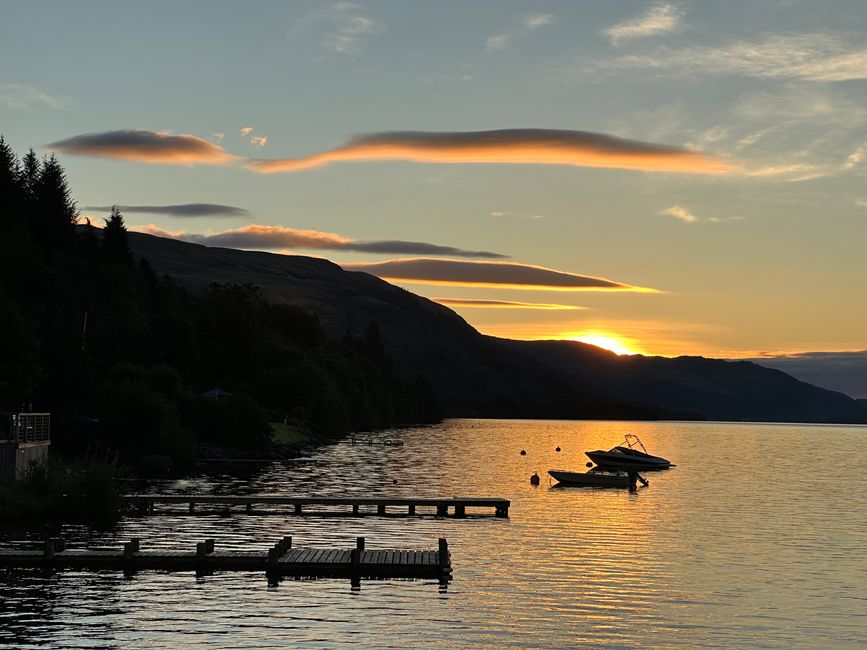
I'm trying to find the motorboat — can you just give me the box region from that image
[584,434,673,471]
[548,468,645,489]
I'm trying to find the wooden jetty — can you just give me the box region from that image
[0,536,451,582]
[123,494,510,518]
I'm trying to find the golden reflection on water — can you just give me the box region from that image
[2,419,867,648]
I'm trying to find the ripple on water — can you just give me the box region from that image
[2,419,867,648]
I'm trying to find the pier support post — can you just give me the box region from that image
[350,546,361,588]
[454,504,466,518]
[356,537,365,551]
[266,546,280,586]
[436,504,447,517]
[496,504,509,518]
[43,539,55,563]
[189,501,195,514]
[124,539,139,572]
[246,501,252,514]
[294,503,302,515]
[377,504,386,516]
[408,504,416,516]
[352,503,360,516]
[438,538,449,570]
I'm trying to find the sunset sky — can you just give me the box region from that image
[2,1,866,380]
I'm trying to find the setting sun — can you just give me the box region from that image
[570,334,641,356]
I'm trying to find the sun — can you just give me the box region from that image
[570,333,641,356]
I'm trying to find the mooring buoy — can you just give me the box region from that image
[530,473,540,486]
[520,449,527,456]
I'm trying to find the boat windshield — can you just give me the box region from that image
[609,433,649,454]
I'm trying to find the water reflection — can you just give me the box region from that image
[2,419,867,648]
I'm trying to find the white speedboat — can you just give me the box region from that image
[584,434,673,471]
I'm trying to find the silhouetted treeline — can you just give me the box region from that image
[0,138,439,464]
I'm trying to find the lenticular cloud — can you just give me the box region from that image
[343,258,657,292]
[48,129,235,165]
[248,128,731,174]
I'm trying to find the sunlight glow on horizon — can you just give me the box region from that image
[569,333,643,356]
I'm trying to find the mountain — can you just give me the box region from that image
[501,339,867,423]
[129,232,867,424]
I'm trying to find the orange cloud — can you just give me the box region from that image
[247,128,733,174]
[128,224,504,258]
[343,258,657,292]
[47,129,236,165]
[434,298,586,310]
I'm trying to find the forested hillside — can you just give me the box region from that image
[0,139,439,465]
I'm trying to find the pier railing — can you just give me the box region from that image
[7,413,51,444]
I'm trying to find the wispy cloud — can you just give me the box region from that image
[661,205,742,224]
[601,33,867,81]
[486,12,553,51]
[130,224,504,258]
[248,128,732,174]
[325,2,383,54]
[84,203,249,218]
[602,3,683,45]
[843,142,867,169]
[745,162,834,183]
[434,298,585,311]
[48,129,236,165]
[240,127,268,148]
[0,83,67,109]
[341,258,656,292]
[661,205,699,223]
[490,210,544,219]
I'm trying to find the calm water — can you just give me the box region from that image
[2,419,866,649]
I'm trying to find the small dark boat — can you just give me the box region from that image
[548,469,633,488]
[585,434,673,471]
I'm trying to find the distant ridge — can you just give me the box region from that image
[129,231,867,425]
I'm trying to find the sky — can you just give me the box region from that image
[2,0,866,393]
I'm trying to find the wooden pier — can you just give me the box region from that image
[0,536,451,583]
[124,494,510,518]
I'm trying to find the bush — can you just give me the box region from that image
[187,394,272,449]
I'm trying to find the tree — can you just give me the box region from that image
[32,154,77,255]
[101,206,132,265]
[0,136,21,231]
[19,148,40,203]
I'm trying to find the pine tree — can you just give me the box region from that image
[32,154,77,255]
[0,136,21,231]
[19,148,40,204]
[101,206,132,265]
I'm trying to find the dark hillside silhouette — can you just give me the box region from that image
[127,231,867,425]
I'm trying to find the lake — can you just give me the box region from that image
[2,419,866,648]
